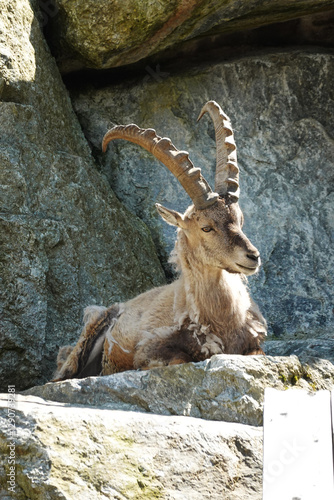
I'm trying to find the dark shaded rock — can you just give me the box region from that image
[0,0,165,391]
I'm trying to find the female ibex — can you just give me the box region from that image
[53,101,266,381]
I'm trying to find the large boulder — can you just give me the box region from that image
[71,50,334,339]
[0,0,165,391]
[1,352,333,498]
[2,353,334,498]
[43,0,334,71]
[0,393,263,499]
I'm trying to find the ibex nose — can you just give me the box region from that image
[242,236,260,268]
[246,251,261,269]
[247,253,260,262]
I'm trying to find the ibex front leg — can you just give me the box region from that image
[133,323,225,370]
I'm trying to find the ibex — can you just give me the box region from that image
[53,101,266,382]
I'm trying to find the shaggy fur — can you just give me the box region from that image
[53,304,120,381]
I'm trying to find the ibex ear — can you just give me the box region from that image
[155,203,186,228]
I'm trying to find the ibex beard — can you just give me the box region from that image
[52,101,266,382]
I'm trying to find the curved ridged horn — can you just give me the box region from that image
[197,101,240,200]
[102,124,219,210]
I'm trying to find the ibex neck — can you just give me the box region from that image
[175,242,250,332]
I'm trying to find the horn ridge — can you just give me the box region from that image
[197,100,240,200]
[102,123,219,210]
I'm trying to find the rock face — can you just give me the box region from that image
[71,50,334,339]
[1,1,333,498]
[0,0,165,391]
[0,393,263,499]
[45,0,334,71]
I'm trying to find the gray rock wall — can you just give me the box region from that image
[71,50,334,340]
[0,0,165,391]
[0,0,333,389]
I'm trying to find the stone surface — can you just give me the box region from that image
[3,354,334,498]
[265,339,334,364]
[0,394,263,499]
[71,49,334,338]
[0,0,165,391]
[25,355,334,426]
[44,0,334,71]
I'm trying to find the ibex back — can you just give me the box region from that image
[53,101,266,381]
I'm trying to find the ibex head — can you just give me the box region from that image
[102,101,260,276]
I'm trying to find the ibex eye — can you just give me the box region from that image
[202,227,213,232]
